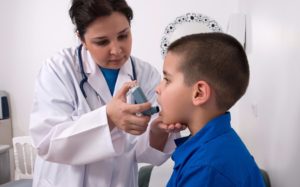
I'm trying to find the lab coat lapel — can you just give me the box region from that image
[84,50,112,104]
[114,58,134,96]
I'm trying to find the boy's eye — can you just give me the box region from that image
[163,77,170,84]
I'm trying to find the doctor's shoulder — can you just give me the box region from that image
[38,47,79,85]
[41,47,78,74]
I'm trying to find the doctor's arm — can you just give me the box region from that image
[149,117,186,151]
[30,61,137,165]
[149,117,170,152]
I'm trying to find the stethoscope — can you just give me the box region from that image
[77,44,137,98]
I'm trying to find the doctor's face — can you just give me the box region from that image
[81,12,132,69]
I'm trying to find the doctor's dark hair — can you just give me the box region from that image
[69,0,133,39]
[167,32,249,111]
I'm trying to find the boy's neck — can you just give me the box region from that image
[188,109,225,136]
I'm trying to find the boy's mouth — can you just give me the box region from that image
[156,100,162,115]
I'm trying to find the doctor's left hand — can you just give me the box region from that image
[106,82,152,135]
[151,116,187,134]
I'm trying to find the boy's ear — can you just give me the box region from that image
[192,81,211,106]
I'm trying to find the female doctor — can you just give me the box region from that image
[29,0,182,186]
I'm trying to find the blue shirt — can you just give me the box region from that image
[167,113,265,187]
[99,67,120,95]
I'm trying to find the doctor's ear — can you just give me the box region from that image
[76,31,81,41]
[76,31,87,49]
[76,30,83,40]
[192,81,211,106]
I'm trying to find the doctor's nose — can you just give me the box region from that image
[110,42,122,55]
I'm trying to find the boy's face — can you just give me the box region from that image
[156,52,193,125]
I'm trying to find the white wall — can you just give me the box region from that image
[236,0,300,187]
[127,0,239,72]
[0,0,77,136]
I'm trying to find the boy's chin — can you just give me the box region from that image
[159,111,177,124]
[161,116,177,125]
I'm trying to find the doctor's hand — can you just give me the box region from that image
[149,116,186,151]
[106,82,152,135]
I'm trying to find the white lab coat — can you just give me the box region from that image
[29,47,177,187]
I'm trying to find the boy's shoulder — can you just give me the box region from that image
[184,129,262,185]
[195,129,255,167]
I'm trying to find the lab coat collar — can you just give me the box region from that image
[83,49,134,104]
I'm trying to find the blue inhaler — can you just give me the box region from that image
[128,86,159,116]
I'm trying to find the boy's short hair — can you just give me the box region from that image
[167,32,249,111]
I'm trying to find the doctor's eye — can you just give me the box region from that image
[118,34,128,41]
[95,39,110,46]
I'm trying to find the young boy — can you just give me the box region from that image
[156,33,266,187]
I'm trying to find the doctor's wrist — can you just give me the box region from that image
[106,105,116,131]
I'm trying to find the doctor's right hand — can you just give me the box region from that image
[106,82,152,135]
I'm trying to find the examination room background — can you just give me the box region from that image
[0,0,300,186]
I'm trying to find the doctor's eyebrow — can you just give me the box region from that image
[118,27,130,35]
[92,27,130,40]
